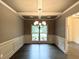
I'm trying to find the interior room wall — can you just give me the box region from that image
[0,2,24,59]
[24,20,55,43]
[67,16,79,44]
[0,3,24,43]
[67,16,74,42]
[54,2,79,53]
[72,17,79,44]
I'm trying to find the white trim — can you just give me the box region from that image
[0,0,24,19]
[63,1,79,14]
[1,0,79,17]
[55,15,61,19]
[18,11,62,16]
[18,14,25,20]
[0,36,24,46]
[0,0,62,18]
[0,0,17,13]
[65,17,71,54]
[0,36,24,59]
[55,35,66,53]
[37,0,43,9]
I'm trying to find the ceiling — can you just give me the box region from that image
[2,0,78,19]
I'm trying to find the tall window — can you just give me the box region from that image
[32,25,47,41]
[32,25,39,41]
[40,25,47,41]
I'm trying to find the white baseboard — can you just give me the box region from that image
[0,36,24,59]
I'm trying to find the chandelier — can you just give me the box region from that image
[34,0,46,26]
[34,21,46,26]
[37,0,43,19]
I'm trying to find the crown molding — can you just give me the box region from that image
[63,1,79,14]
[0,0,24,19]
[0,0,17,13]
[2,0,78,19]
[18,11,62,16]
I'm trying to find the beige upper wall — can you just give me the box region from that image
[55,3,79,38]
[0,3,24,43]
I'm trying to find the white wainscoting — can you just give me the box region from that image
[55,35,65,53]
[0,36,24,59]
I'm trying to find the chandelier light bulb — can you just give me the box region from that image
[34,21,39,25]
[42,21,46,25]
[34,21,46,26]
[39,23,41,26]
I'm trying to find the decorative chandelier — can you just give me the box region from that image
[34,0,46,26]
[38,8,42,19]
[37,0,43,19]
[34,21,46,26]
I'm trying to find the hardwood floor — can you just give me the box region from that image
[68,43,79,59]
[10,44,66,59]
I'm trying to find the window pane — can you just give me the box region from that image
[32,25,39,33]
[32,25,47,41]
[40,25,47,41]
[32,34,39,41]
[40,34,47,41]
[32,25,39,41]
[40,25,47,33]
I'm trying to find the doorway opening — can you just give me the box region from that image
[65,12,79,53]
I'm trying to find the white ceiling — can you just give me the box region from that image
[2,0,78,16]
[42,0,78,12]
